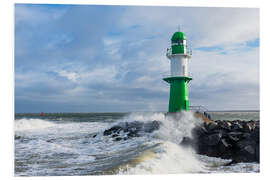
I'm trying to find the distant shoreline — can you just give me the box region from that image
[207,110,260,112]
[14,110,260,114]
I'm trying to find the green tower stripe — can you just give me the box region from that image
[172,45,185,54]
[163,77,192,112]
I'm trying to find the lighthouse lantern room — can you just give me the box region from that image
[163,31,192,112]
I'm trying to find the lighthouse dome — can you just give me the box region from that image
[171,32,187,42]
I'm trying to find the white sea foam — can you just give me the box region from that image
[117,111,206,174]
[156,111,202,144]
[15,118,108,134]
[14,118,56,131]
[118,141,205,174]
[118,112,165,123]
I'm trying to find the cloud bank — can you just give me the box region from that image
[15,4,259,112]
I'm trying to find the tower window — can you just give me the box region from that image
[172,40,185,46]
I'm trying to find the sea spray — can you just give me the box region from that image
[120,112,165,123]
[115,112,206,174]
[156,111,202,144]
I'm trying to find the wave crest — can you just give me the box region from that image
[15,118,56,131]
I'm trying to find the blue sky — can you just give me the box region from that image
[15,4,259,113]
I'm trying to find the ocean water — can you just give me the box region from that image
[14,111,259,176]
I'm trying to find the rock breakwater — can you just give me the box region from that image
[182,119,259,163]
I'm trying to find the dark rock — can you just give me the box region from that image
[219,139,233,159]
[192,125,208,137]
[220,138,231,148]
[14,135,33,143]
[247,121,257,131]
[103,120,161,140]
[242,133,251,139]
[236,139,256,150]
[196,144,213,157]
[103,125,123,136]
[234,139,257,162]
[251,127,259,143]
[125,121,142,133]
[217,121,231,131]
[46,138,57,143]
[228,131,243,136]
[244,145,255,154]
[255,145,260,163]
[205,122,218,132]
[190,120,259,163]
[127,131,139,137]
[202,133,222,146]
[143,120,161,133]
[241,122,251,132]
[255,121,260,127]
[233,144,256,162]
[112,134,119,138]
[227,132,243,142]
[212,129,228,138]
[231,122,243,131]
[15,135,22,140]
[114,137,122,141]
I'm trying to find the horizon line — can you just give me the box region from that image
[14,110,260,114]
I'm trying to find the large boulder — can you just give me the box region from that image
[233,139,257,162]
[103,125,123,136]
[217,121,232,131]
[103,120,161,140]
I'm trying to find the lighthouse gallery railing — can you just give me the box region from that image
[189,105,209,113]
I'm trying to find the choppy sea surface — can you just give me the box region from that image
[14,111,259,176]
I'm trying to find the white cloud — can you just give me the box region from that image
[190,47,259,86]
[103,37,122,59]
[194,8,259,47]
[188,46,259,110]
[119,7,259,48]
[46,34,73,49]
[135,75,153,83]
[79,66,119,83]
[57,70,79,82]
[53,64,120,85]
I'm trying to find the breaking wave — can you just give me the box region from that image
[113,111,206,174]
[14,118,56,131]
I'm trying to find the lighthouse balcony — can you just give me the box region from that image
[166,47,192,58]
[163,76,192,83]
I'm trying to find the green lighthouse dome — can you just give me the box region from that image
[171,31,186,42]
[170,31,187,54]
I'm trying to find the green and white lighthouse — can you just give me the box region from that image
[163,31,192,112]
